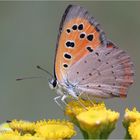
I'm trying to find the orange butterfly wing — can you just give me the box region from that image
[54,5,107,82]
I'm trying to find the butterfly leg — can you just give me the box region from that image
[77,99,88,111]
[54,96,64,110]
[61,95,77,113]
[86,94,94,106]
[61,95,68,105]
[79,92,94,108]
[76,92,88,110]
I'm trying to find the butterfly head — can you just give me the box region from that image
[48,78,58,90]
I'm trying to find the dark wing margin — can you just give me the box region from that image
[53,4,107,79]
[53,5,72,79]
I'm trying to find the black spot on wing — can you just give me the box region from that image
[105,52,111,56]
[80,33,85,39]
[87,34,94,41]
[106,62,109,64]
[64,53,72,59]
[66,41,71,47]
[72,24,77,30]
[86,46,93,52]
[63,64,68,68]
[95,52,99,56]
[112,71,114,74]
[66,29,71,33]
[66,41,75,48]
[78,24,83,30]
[71,42,75,47]
[84,60,87,63]
[89,73,92,76]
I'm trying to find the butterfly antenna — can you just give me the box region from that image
[36,65,53,78]
[16,76,45,81]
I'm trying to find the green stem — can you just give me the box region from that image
[123,121,131,139]
[100,124,115,139]
[124,129,131,139]
[79,128,88,139]
[87,131,100,139]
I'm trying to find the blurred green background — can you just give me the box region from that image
[0,1,139,139]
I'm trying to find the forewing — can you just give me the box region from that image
[54,5,107,82]
[67,41,134,98]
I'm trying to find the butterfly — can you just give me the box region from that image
[48,5,134,106]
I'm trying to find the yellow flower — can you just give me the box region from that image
[0,119,76,140]
[77,108,119,139]
[129,120,140,140]
[0,131,44,140]
[0,131,20,140]
[124,108,140,123]
[9,120,35,135]
[35,119,76,139]
[18,134,45,140]
[65,99,106,124]
[123,108,140,139]
[65,99,119,139]
[0,123,12,133]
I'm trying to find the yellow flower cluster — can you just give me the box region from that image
[0,119,76,140]
[0,123,12,132]
[124,108,140,122]
[65,99,119,139]
[9,120,36,135]
[0,131,44,140]
[129,120,140,140]
[65,99,105,122]
[123,108,140,139]
[35,120,76,139]
[1,99,140,139]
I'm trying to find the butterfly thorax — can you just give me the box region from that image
[49,78,78,99]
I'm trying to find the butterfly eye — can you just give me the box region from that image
[49,79,57,89]
[52,80,57,87]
